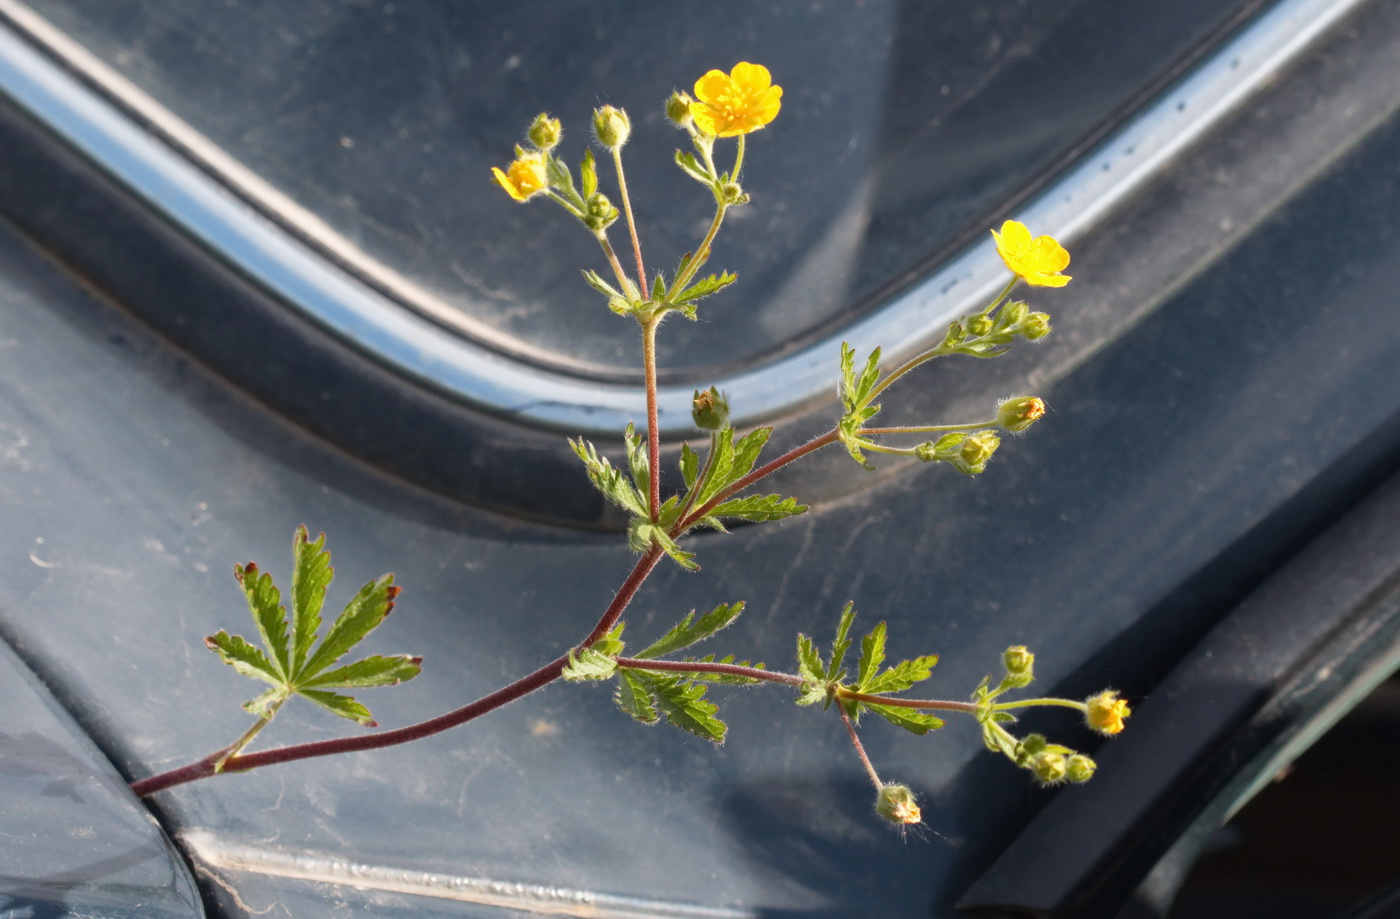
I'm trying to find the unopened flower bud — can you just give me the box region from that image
[692,386,730,431]
[1021,311,1052,340]
[942,321,967,348]
[583,192,619,231]
[592,105,631,149]
[967,314,994,337]
[955,430,1000,475]
[1014,732,1048,766]
[998,396,1047,433]
[1066,754,1097,783]
[1085,690,1131,735]
[875,783,922,825]
[1030,751,1067,785]
[666,91,693,128]
[527,112,563,151]
[1004,645,1035,679]
[720,182,749,206]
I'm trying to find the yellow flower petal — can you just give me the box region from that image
[1085,691,1131,735]
[691,62,783,137]
[492,152,548,203]
[992,219,1071,287]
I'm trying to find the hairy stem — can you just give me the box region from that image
[837,688,980,714]
[861,420,997,436]
[839,704,882,792]
[615,657,805,687]
[595,231,637,299]
[991,697,1088,713]
[641,318,662,520]
[684,428,840,527]
[611,147,647,295]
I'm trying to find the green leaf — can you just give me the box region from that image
[300,654,422,689]
[290,526,333,675]
[591,622,626,658]
[729,427,772,482]
[299,688,377,727]
[680,443,700,491]
[205,631,284,686]
[826,603,856,683]
[706,493,807,524]
[614,669,659,723]
[694,428,736,508]
[561,647,618,681]
[855,622,887,691]
[299,575,399,680]
[624,423,650,506]
[864,654,941,695]
[580,148,598,199]
[635,602,744,659]
[570,437,649,518]
[650,677,726,743]
[673,271,737,305]
[241,686,287,719]
[581,269,623,300]
[629,520,698,570]
[235,562,290,680]
[867,703,945,736]
[795,633,827,706]
[674,149,712,185]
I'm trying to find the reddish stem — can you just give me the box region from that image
[684,428,840,526]
[616,657,805,687]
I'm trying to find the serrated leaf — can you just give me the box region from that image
[857,347,882,406]
[635,602,744,660]
[673,271,737,305]
[867,703,945,736]
[694,428,736,508]
[235,562,290,680]
[827,603,856,683]
[591,622,626,658]
[299,575,398,680]
[561,647,619,681]
[300,654,422,689]
[614,669,658,723]
[680,443,700,491]
[795,633,827,706]
[729,427,772,482]
[706,493,807,523]
[571,438,649,518]
[299,688,377,727]
[205,631,284,686]
[865,654,941,695]
[290,526,332,676]
[855,622,887,691]
[623,424,650,507]
[241,687,286,719]
[629,520,698,570]
[650,677,726,742]
[580,148,597,199]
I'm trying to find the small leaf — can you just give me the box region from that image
[614,669,659,723]
[624,424,650,506]
[205,631,284,686]
[235,562,290,680]
[300,654,422,689]
[795,633,827,706]
[706,494,807,524]
[635,602,744,660]
[562,648,619,682]
[581,269,623,300]
[865,654,941,695]
[729,427,772,482]
[290,526,333,676]
[674,149,712,185]
[855,622,887,691]
[673,271,737,305]
[650,677,726,743]
[867,703,945,736]
[580,148,598,199]
[299,575,399,680]
[680,443,700,491]
[591,622,626,658]
[826,603,856,683]
[241,687,287,719]
[571,437,649,518]
[299,688,377,727]
[629,520,698,570]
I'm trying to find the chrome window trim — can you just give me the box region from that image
[0,0,1369,436]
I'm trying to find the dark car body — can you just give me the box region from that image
[1,1,1399,917]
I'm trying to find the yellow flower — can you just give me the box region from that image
[491,150,548,202]
[1085,691,1131,735]
[692,62,782,137]
[991,220,1071,288]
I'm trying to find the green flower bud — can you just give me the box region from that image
[1021,311,1052,340]
[954,430,1000,475]
[914,441,938,463]
[666,91,693,128]
[691,386,730,431]
[1030,751,1067,785]
[720,181,749,206]
[583,192,619,231]
[874,783,922,825]
[1004,645,1035,678]
[1014,732,1048,766]
[592,105,631,149]
[998,396,1047,433]
[942,320,967,349]
[967,314,994,337]
[1066,754,1097,783]
[527,112,562,151]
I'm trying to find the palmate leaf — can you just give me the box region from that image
[635,602,744,660]
[826,603,856,683]
[611,669,727,742]
[205,631,281,685]
[299,575,400,680]
[863,654,941,695]
[673,271,737,305]
[234,562,289,680]
[570,437,649,518]
[794,633,827,706]
[300,654,422,689]
[299,689,377,727]
[855,621,887,690]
